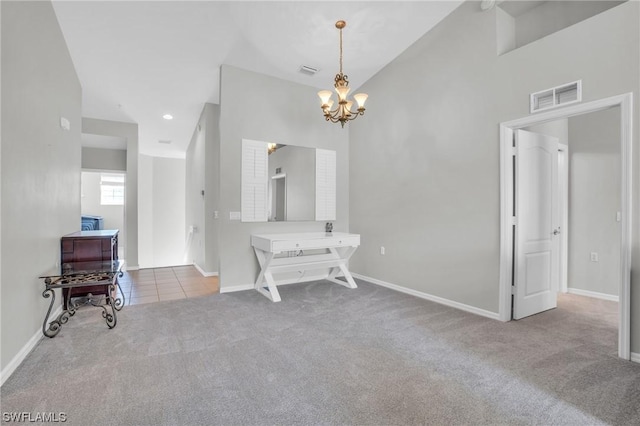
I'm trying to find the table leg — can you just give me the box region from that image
[92,284,117,329]
[254,249,282,302]
[326,246,358,289]
[42,287,71,338]
[113,277,125,311]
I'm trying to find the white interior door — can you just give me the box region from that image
[514,129,560,319]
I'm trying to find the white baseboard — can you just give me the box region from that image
[567,288,619,302]
[125,265,139,271]
[193,263,218,277]
[220,284,253,294]
[630,352,640,364]
[0,305,62,387]
[352,273,501,321]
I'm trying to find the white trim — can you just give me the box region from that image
[352,273,500,321]
[558,143,569,294]
[499,92,633,360]
[0,305,62,387]
[220,284,253,294]
[630,352,640,364]
[567,288,619,302]
[498,124,515,322]
[193,263,218,277]
[125,265,139,271]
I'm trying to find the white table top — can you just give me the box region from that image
[251,232,358,241]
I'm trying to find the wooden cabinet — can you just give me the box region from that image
[61,230,119,305]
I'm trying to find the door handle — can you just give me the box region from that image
[552,228,560,235]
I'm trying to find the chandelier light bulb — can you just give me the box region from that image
[345,101,354,115]
[354,93,368,109]
[317,90,332,106]
[336,85,350,101]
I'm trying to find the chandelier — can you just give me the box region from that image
[317,20,368,128]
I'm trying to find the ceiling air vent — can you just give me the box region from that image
[299,65,319,76]
[530,80,582,113]
[158,140,172,144]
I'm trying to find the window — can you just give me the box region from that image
[100,173,125,205]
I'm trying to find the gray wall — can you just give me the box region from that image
[567,108,621,296]
[348,0,639,342]
[82,118,139,268]
[138,155,186,268]
[268,145,316,221]
[204,104,221,274]
[512,1,625,49]
[81,147,126,171]
[1,1,81,373]
[186,110,206,269]
[144,156,186,268]
[185,103,220,274]
[218,65,349,288]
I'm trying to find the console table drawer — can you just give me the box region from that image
[270,235,360,252]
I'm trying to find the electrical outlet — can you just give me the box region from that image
[590,252,599,262]
[380,246,385,255]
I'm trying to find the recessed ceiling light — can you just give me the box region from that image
[163,114,173,120]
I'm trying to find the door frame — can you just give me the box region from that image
[558,144,569,294]
[499,93,633,360]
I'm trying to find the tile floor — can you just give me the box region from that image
[117,265,219,306]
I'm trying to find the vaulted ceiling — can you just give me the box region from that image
[52,1,463,157]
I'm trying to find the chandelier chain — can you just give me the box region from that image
[339,27,343,75]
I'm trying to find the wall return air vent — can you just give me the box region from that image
[530,80,582,113]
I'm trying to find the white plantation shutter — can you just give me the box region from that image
[241,139,269,222]
[315,149,336,221]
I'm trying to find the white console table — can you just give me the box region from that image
[251,232,360,302]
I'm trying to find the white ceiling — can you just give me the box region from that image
[52,0,463,158]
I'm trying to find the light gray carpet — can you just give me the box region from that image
[1,280,639,425]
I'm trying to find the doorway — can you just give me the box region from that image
[270,173,287,222]
[499,93,633,360]
[81,170,126,259]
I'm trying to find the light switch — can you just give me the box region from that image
[60,117,70,131]
[590,252,599,262]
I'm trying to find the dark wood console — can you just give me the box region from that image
[61,230,119,306]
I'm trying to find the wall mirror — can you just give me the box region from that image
[241,139,336,223]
